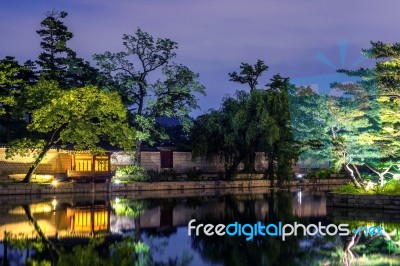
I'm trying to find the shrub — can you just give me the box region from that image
[379,179,400,195]
[307,168,337,180]
[334,183,369,194]
[160,168,179,180]
[185,168,203,180]
[115,164,150,182]
[335,180,400,195]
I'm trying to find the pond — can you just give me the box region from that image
[0,188,399,265]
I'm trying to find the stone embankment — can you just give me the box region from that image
[0,178,349,195]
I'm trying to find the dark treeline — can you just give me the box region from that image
[1,10,400,187]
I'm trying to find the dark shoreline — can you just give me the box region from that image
[0,178,349,195]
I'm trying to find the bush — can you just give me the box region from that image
[379,179,400,195]
[335,180,400,195]
[334,183,369,194]
[185,168,203,180]
[307,168,337,180]
[115,164,150,182]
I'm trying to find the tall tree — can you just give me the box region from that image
[6,80,136,183]
[229,59,268,91]
[192,72,297,183]
[94,28,205,163]
[36,10,74,83]
[36,10,105,89]
[261,75,298,185]
[333,60,400,187]
[229,59,269,171]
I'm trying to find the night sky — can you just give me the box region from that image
[1,0,400,115]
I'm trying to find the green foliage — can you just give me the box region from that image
[94,28,205,162]
[36,11,106,89]
[334,183,369,194]
[36,10,74,83]
[228,59,268,91]
[5,138,46,159]
[191,64,297,183]
[29,83,134,151]
[0,57,36,142]
[112,198,149,218]
[57,237,150,266]
[185,168,203,180]
[307,168,337,180]
[377,179,400,195]
[7,80,135,182]
[115,164,150,182]
[335,180,400,195]
[0,57,22,116]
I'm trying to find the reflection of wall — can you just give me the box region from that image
[110,195,327,233]
[292,192,326,218]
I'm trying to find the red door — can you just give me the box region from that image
[160,151,173,168]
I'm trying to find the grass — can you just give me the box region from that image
[335,179,400,195]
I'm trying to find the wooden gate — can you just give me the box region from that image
[160,151,173,168]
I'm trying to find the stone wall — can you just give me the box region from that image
[0,147,336,176]
[327,192,400,210]
[113,151,269,173]
[0,148,71,175]
[0,178,349,195]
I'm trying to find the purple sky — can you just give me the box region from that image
[1,0,400,115]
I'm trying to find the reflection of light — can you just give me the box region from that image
[298,190,302,205]
[295,173,304,179]
[43,206,52,212]
[52,199,57,211]
[115,197,120,204]
[52,180,59,187]
[114,179,120,184]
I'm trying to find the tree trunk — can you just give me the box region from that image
[134,217,141,242]
[22,205,59,261]
[135,140,142,164]
[22,144,52,183]
[225,158,241,179]
[3,232,9,266]
[351,164,364,187]
[267,156,275,186]
[344,164,362,189]
[243,153,256,173]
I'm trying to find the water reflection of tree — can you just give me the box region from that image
[337,223,400,265]
[190,191,341,266]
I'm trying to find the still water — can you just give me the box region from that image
[0,189,399,266]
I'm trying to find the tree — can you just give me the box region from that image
[6,80,135,183]
[229,59,268,91]
[229,59,269,172]
[36,10,105,89]
[261,75,298,185]
[94,28,205,163]
[0,57,37,142]
[191,92,249,179]
[192,69,297,183]
[287,86,333,168]
[327,41,400,188]
[36,10,74,83]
